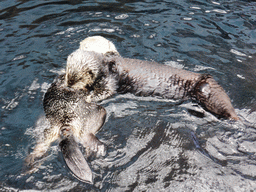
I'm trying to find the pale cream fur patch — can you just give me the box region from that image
[79,36,120,55]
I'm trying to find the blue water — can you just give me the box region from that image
[1,0,256,191]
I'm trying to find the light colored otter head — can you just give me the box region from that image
[65,49,104,90]
[79,36,120,56]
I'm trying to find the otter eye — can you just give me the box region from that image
[78,77,83,81]
[88,70,94,78]
[68,79,75,86]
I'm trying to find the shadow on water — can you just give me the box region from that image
[0,0,256,191]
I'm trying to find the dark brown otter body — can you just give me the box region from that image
[106,56,239,120]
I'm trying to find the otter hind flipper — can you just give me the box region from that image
[59,137,93,184]
[82,133,107,158]
[192,75,239,120]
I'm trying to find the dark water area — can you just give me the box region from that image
[0,0,256,191]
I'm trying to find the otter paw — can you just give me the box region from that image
[23,154,39,174]
[97,143,106,157]
[24,154,35,168]
[86,142,106,158]
[83,134,107,157]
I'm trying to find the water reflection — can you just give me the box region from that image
[0,0,256,191]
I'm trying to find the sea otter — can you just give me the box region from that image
[25,36,238,184]
[25,75,106,183]
[66,36,238,120]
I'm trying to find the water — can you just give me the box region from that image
[0,0,256,191]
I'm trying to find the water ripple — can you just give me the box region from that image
[1,0,256,191]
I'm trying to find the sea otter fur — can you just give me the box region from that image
[65,50,117,102]
[75,36,239,120]
[25,75,106,183]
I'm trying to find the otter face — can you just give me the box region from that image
[66,70,95,90]
[65,49,103,90]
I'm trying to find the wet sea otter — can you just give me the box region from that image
[25,35,238,184]
[67,36,238,120]
[25,75,106,183]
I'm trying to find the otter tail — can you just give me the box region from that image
[59,133,93,184]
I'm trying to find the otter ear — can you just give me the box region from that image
[59,136,93,184]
